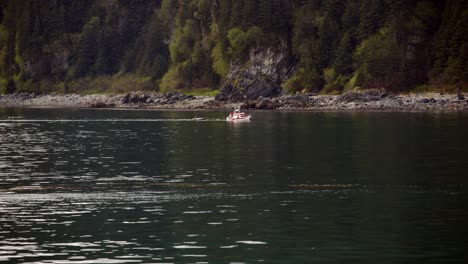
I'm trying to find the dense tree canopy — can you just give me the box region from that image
[0,0,466,94]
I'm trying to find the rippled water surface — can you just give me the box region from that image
[1,108,467,263]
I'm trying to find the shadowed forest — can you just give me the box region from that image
[0,0,466,94]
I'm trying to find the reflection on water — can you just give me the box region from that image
[0,108,467,263]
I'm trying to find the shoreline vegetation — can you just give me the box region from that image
[1,90,467,112]
[1,1,467,101]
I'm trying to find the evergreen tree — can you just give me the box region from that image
[0,0,466,94]
[333,31,354,74]
[318,15,340,68]
[324,0,345,20]
[230,0,243,28]
[219,0,232,31]
[431,0,468,85]
[258,0,273,31]
[74,17,99,77]
[357,0,385,40]
[341,0,360,34]
[242,0,258,27]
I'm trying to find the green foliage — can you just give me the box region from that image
[283,67,323,93]
[74,16,100,78]
[182,88,220,96]
[160,65,185,92]
[323,68,337,86]
[211,42,229,77]
[430,0,468,86]
[226,26,266,61]
[321,67,349,94]
[0,25,10,78]
[353,27,401,89]
[169,19,197,64]
[227,28,249,57]
[0,0,465,94]
[344,72,365,91]
[356,0,385,40]
[333,31,354,74]
[0,78,7,94]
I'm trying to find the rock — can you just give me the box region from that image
[255,97,278,110]
[128,93,140,103]
[90,101,115,108]
[336,89,384,103]
[458,94,465,100]
[162,91,193,102]
[429,98,437,103]
[247,78,281,99]
[255,99,268,109]
[121,94,131,104]
[275,94,311,108]
[172,93,181,100]
[119,92,153,104]
[216,84,245,102]
[241,100,257,109]
[216,40,293,102]
[139,93,149,102]
[419,98,430,104]
[203,100,223,108]
[217,78,282,102]
[165,92,173,99]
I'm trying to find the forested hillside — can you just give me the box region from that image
[0,0,466,94]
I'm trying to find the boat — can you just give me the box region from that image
[226,108,251,121]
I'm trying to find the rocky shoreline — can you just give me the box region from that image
[0,90,467,112]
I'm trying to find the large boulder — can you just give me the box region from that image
[121,93,131,104]
[121,92,152,104]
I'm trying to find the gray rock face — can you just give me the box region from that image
[216,40,294,102]
[120,91,195,106]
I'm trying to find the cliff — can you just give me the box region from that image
[216,40,294,101]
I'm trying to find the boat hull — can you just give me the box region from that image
[226,115,251,121]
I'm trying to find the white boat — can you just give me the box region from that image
[226,108,251,121]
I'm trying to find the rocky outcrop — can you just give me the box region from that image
[336,89,390,103]
[216,40,294,102]
[120,91,194,105]
[233,90,468,111]
[1,91,468,112]
[90,101,116,108]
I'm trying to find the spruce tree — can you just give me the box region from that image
[242,0,258,28]
[230,0,243,28]
[75,17,99,77]
[258,0,273,31]
[356,0,385,41]
[333,31,354,74]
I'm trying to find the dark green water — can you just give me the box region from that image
[1,108,467,263]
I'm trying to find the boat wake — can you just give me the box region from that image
[0,118,226,123]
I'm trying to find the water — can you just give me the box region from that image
[1,108,467,263]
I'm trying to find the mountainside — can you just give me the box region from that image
[0,0,467,95]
